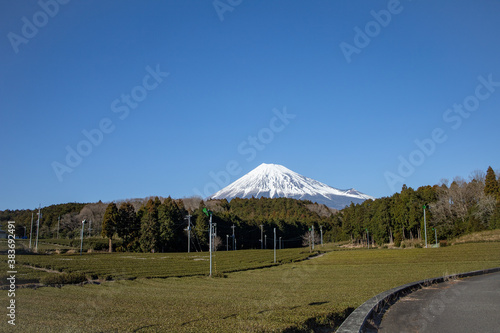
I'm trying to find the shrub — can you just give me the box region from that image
[211,272,227,278]
[99,274,113,282]
[40,272,87,286]
[439,240,448,247]
[394,232,402,247]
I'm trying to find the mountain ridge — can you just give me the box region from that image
[210,163,374,210]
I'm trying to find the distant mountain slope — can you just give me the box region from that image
[210,163,374,210]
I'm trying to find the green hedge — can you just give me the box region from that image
[40,272,87,285]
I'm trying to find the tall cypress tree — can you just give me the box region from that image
[158,197,179,252]
[193,201,208,250]
[102,202,118,253]
[117,202,140,251]
[139,199,159,253]
[484,166,499,200]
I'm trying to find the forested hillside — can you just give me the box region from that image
[328,167,500,245]
[2,167,499,252]
[102,197,332,252]
[0,202,87,238]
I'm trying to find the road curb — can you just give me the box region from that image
[336,267,500,333]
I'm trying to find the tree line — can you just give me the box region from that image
[99,196,331,252]
[325,166,500,245]
[2,166,499,251]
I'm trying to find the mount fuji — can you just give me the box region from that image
[209,163,374,210]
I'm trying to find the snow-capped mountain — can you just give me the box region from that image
[209,163,374,210]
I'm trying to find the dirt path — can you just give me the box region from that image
[307,252,326,260]
[23,264,62,274]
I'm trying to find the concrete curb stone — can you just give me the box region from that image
[336,267,500,333]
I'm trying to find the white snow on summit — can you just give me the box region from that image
[210,163,374,210]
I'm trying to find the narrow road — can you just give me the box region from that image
[378,271,500,333]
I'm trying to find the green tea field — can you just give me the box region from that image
[2,241,500,332]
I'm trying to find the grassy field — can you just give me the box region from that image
[2,241,500,332]
[3,246,319,282]
[451,228,500,244]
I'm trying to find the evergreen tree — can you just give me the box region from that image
[158,197,181,252]
[193,201,209,251]
[371,198,391,245]
[117,202,140,251]
[484,166,499,200]
[102,202,118,252]
[139,199,159,253]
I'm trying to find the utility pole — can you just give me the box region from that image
[213,223,217,252]
[185,215,192,253]
[35,205,41,253]
[279,237,282,250]
[231,224,236,250]
[80,219,86,255]
[226,235,229,251]
[265,234,267,249]
[308,227,312,252]
[320,225,323,246]
[423,205,428,248]
[203,208,213,277]
[312,225,315,250]
[366,229,369,249]
[29,212,33,249]
[433,227,438,247]
[210,214,213,274]
[273,228,276,263]
[260,224,264,249]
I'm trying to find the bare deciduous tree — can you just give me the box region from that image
[473,194,496,226]
[77,202,107,236]
[302,229,320,252]
[181,197,203,212]
[213,236,222,251]
[431,175,492,233]
[469,169,486,183]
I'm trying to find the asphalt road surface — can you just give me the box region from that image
[378,271,500,333]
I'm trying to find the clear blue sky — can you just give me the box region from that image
[1,0,500,210]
